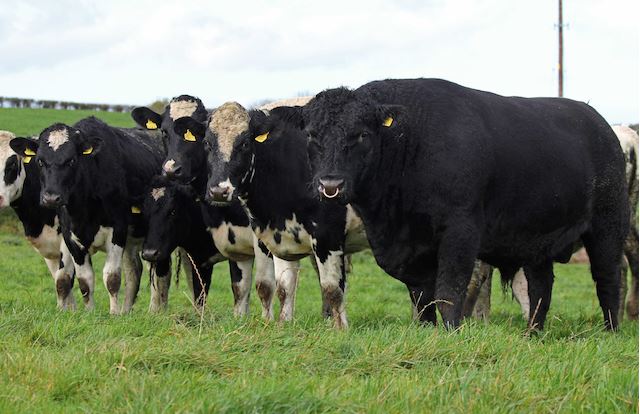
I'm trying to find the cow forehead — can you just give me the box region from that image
[46,128,70,152]
[209,102,249,162]
[151,187,166,201]
[169,100,199,120]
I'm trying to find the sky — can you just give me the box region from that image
[0,0,637,124]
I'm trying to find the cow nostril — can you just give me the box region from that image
[142,249,159,261]
[41,192,61,206]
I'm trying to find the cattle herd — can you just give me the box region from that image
[0,78,637,332]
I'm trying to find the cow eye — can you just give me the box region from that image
[67,158,76,167]
[203,140,211,151]
[358,131,370,141]
[37,159,44,167]
[170,209,176,216]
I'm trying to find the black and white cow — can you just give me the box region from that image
[175,102,367,328]
[301,78,629,331]
[10,117,165,314]
[132,96,276,318]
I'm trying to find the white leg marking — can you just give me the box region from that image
[149,259,171,313]
[314,250,348,329]
[121,237,142,313]
[512,269,530,320]
[103,242,124,315]
[273,256,300,322]
[75,253,96,311]
[233,259,254,317]
[253,235,275,320]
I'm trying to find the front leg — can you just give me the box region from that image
[523,262,555,331]
[313,248,348,329]
[435,221,480,329]
[103,225,128,315]
[121,236,143,313]
[149,256,171,312]
[230,259,253,316]
[252,236,276,320]
[51,242,76,310]
[273,256,300,322]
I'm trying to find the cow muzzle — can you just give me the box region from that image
[318,178,345,199]
[141,248,160,262]
[206,185,232,205]
[41,192,62,208]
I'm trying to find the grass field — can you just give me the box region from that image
[0,108,638,413]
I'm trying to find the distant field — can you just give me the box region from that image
[0,108,637,413]
[0,108,134,137]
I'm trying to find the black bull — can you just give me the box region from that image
[299,78,629,331]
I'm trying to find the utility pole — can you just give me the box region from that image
[558,0,564,97]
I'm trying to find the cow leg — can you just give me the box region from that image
[624,226,639,319]
[229,259,253,316]
[407,275,437,325]
[435,224,480,328]
[192,263,213,310]
[121,239,142,313]
[102,242,124,315]
[51,245,76,310]
[253,236,276,320]
[462,260,492,320]
[582,229,623,331]
[75,253,96,311]
[310,255,332,319]
[523,262,554,331]
[512,269,530,320]
[149,257,171,312]
[179,249,195,300]
[314,250,348,329]
[274,256,300,322]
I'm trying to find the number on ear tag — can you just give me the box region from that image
[255,132,269,143]
[82,147,93,155]
[382,117,393,127]
[146,120,158,130]
[184,130,196,142]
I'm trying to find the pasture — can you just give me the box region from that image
[0,108,637,413]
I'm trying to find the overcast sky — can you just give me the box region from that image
[0,0,637,123]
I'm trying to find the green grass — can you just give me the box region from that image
[0,231,637,413]
[0,108,133,137]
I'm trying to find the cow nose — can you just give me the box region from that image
[41,192,61,208]
[318,178,344,199]
[163,165,182,178]
[207,186,230,203]
[142,248,160,262]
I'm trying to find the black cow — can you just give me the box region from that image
[178,104,369,327]
[301,78,628,331]
[10,117,165,314]
[132,97,276,318]
[141,176,231,311]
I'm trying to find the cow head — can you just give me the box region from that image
[0,131,26,208]
[302,87,402,203]
[132,95,208,183]
[197,102,250,206]
[141,176,195,262]
[10,124,101,208]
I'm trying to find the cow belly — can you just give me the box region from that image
[257,225,312,260]
[26,224,61,260]
[209,223,254,261]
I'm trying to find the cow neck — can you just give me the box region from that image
[10,163,56,237]
[66,158,102,221]
[247,136,314,227]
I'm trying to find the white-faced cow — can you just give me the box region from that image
[132,96,276,318]
[301,78,628,331]
[10,117,166,314]
[177,101,368,328]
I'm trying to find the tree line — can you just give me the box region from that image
[0,96,133,113]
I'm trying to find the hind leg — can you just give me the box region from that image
[462,260,492,320]
[523,262,554,331]
[149,257,171,313]
[121,239,143,313]
[624,226,639,319]
[230,259,253,317]
[582,231,623,331]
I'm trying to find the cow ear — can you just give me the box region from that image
[9,137,39,164]
[173,117,206,142]
[269,106,305,129]
[376,105,404,129]
[80,135,102,157]
[132,107,163,130]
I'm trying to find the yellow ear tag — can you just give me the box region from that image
[255,132,269,143]
[23,157,32,164]
[184,129,196,142]
[24,148,36,156]
[82,147,93,155]
[382,117,393,127]
[146,120,158,130]
[131,206,141,214]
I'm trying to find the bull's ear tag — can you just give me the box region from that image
[184,129,196,142]
[146,120,158,130]
[23,148,35,163]
[131,206,141,214]
[255,132,269,143]
[82,147,93,155]
[382,117,393,127]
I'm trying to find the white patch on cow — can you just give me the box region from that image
[70,232,85,250]
[612,125,639,184]
[232,259,253,316]
[26,218,61,260]
[512,269,530,320]
[90,226,113,253]
[255,214,312,259]
[209,102,249,162]
[258,96,313,111]
[0,130,25,207]
[314,248,348,328]
[103,241,124,315]
[209,222,254,262]
[163,159,176,173]
[47,129,69,151]
[169,99,198,120]
[217,178,236,200]
[151,187,166,201]
[344,204,369,253]
[273,256,300,322]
